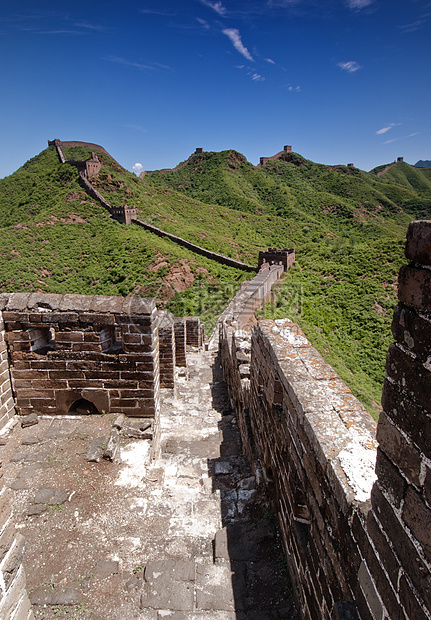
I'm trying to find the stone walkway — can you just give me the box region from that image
[1,350,298,619]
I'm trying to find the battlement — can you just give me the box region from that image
[259,145,292,166]
[258,247,295,270]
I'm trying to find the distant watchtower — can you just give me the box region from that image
[397,157,404,163]
[258,247,295,271]
[284,145,292,153]
[195,148,203,154]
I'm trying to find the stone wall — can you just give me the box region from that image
[0,309,15,432]
[2,293,160,422]
[365,220,431,620]
[0,474,33,619]
[186,317,203,349]
[249,320,378,619]
[220,220,431,619]
[258,247,295,271]
[173,318,187,367]
[133,219,257,273]
[259,145,292,166]
[159,312,176,389]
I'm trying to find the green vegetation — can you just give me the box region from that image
[1,145,430,418]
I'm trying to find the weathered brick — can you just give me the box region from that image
[398,574,429,620]
[371,484,431,611]
[381,378,431,455]
[424,467,431,508]
[385,343,431,413]
[377,411,422,486]
[391,304,431,362]
[398,264,431,312]
[375,448,407,508]
[405,220,431,266]
[366,510,400,589]
[402,486,431,557]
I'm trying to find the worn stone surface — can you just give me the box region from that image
[1,350,296,620]
[21,412,38,428]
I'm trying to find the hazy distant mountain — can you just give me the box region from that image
[414,160,431,168]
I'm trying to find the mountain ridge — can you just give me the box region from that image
[1,141,430,418]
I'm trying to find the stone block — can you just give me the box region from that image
[371,484,431,611]
[366,510,400,590]
[398,573,429,620]
[391,304,431,362]
[402,486,431,557]
[141,560,194,611]
[381,378,431,456]
[377,410,422,486]
[405,220,431,266]
[398,264,431,312]
[385,344,431,414]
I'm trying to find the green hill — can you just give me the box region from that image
[1,143,430,418]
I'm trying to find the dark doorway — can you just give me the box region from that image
[68,398,99,415]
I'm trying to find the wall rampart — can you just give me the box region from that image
[133,219,257,273]
[0,303,16,432]
[2,293,160,425]
[158,312,176,389]
[220,220,431,620]
[363,220,431,620]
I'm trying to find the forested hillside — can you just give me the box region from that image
[1,144,429,417]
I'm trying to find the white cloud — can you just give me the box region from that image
[288,85,301,92]
[201,0,227,16]
[197,17,211,29]
[377,126,392,135]
[251,73,265,81]
[132,163,143,175]
[346,0,373,9]
[222,28,254,61]
[265,58,276,64]
[408,132,419,137]
[337,60,361,72]
[376,123,402,135]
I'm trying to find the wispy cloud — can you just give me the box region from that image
[376,123,402,135]
[197,17,211,29]
[384,131,419,144]
[102,55,171,72]
[200,0,227,16]
[288,85,301,92]
[73,21,109,32]
[345,0,374,9]
[127,124,148,134]
[399,17,429,33]
[267,0,301,6]
[250,72,265,81]
[139,8,174,16]
[265,58,276,64]
[337,60,361,72]
[222,28,254,61]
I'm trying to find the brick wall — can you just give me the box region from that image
[133,219,257,273]
[3,293,160,421]
[364,220,431,620]
[173,318,187,367]
[0,301,15,432]
[158,312,176,388]
[0,476,33,619]
[248,319,378,619]
[186,317,202,349]
[220,220,431,619]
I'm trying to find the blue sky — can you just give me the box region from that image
[1,0,430,178]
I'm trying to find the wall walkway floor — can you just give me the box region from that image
[0,350,297,619]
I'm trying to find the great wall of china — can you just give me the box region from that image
[0,220,430,619]
[0,140,428,619]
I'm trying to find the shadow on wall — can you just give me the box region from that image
[206,355,299,617]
